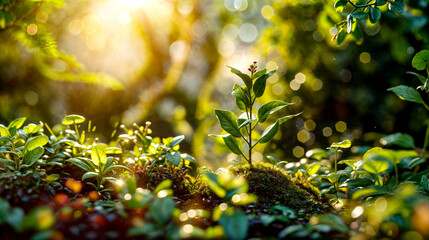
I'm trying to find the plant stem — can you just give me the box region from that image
[248,103,253,165]
[421,120,429,158]
[334,150,338,173]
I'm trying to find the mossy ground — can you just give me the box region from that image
[229,162,332,215]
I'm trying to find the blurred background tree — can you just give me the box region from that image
[0,0,428,168]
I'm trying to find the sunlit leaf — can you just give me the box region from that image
[214,109,241,137]
[380,133,414,148]
[8,117,26,131]
[334,0,348,12]
[412,50,429,71]
[388,85,425,104]
[91,145,106,167]
[257,100,291,123]
[166,152,181,166]
[61,114,85,125]
[352,185,390,199]
[330,139,351,149]
[24,135,49,152]
[82,172,98,181]
[22,146,44,167]
[363,159,389,174]
[228,66,252,90]
[168,135,185,148]
[253,69,276,98]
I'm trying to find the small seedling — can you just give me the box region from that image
[210,62,300,165]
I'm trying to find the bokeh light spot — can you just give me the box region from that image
[27,24,38,35]
[297,130,310,143]
[24,91,39,106]
[311,78,323,91]
[359,52,371,64]
[239,23,257,43]
[219,203,228,211]
[290,79,300,91]
[335,121,347,132]
[261,5,275,19]
[273,83,284,95]
[323,127,333,137]
[351,206,364,218]
[304,119,316,131]
[292,146,305,158]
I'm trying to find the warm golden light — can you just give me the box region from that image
[118,12,131,25]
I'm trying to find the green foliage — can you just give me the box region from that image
[332,0,405,44]
[211,62,299,165]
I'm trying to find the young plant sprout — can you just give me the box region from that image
[210,62,300,165]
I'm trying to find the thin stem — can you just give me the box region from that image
[334,150,338,173]
[248,104,253,165]
[421,120,429,158]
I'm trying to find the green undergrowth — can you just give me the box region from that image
[229,162,332,215]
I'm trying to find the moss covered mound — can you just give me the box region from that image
[229,162,331,214]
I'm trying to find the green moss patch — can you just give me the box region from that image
[229,162,332,214]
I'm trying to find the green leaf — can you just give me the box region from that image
[258,121,280,144]
[238,119,255,129]
[334,0,348,12]
[168,135,185,148]
[8,117,26,132]
[337,29,347,45]
[0,125,9,137]
[363,159,389,174]
[203,172,226,198]
[412,50,429,71]
[24,135,49,152]
[258,113,300,144]
[61,115,85,125]
[154,180,172,194]
[389,0,405,13]
[232,84,250,112]
[278,113,301,124]
[223,134,243,155]
[306,148,329,160]
[149,197,175,224]
[253,69,276,98]
[82,172,98,181]
[181,153,197,163]
[253,69,266,79]
[0,158,15,168]
[66,158,96,172]
[352,185,390,199]
[103,165,130,174]
[376,0,386,6]
[166,152,181,166]
[219,209,248,240]
[214,109,242,137]
[388,85,425,104]
[6,207,25,232]
[258,100,291,123]
[22,147,44,167]
[91,145,106,167]
[369,7,381,23]
[340,178,374,188]
[407,71,427,85]
[380,133,414,148]
[306,163,321,176]
[330,140,351,149]
[228,66,253,90]
[350,11,367,19]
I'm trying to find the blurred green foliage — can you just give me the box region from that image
[0,0,428,167]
